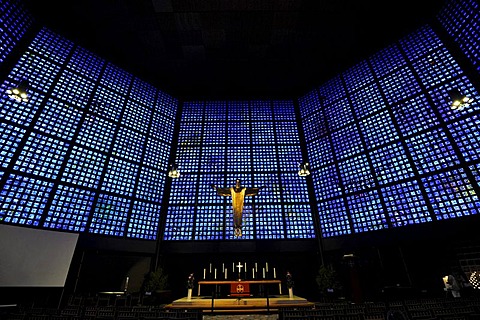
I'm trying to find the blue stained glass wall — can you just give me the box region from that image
[300,23,480,238]
[0,2,178,241]
[166,100,315,241]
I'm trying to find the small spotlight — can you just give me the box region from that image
[168,163,180,178]
[298,162,310,177]
[448,88,473,111]
[6,80,29,102]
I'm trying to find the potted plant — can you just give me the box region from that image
[142,266,170,303]
[316,264,342,301]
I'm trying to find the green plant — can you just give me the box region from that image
[315,264,342,297]
[142,266,169,292]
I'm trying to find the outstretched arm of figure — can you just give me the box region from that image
[245,186,264,196]
[211,184,231,196]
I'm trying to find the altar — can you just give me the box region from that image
[197,279,282,296]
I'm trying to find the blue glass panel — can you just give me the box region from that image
[306,137,333,169]
[100,63,133,95]
[331,123,363,160]
[317,198,351,237]
[0,121,26,169]
[67,46,105,80]
[350,82,387,119]
[137,167,165,202]
[359,110,399,149]
[302,110,327,142]
[228,101,249,121]
[61,146,107,188]
[169,174,198,205]
[280,173,309,202]
[76,115,116,152]
[447,113,480,163]
[406,128,461,175]
[251,100,273,120]
[205,101,226,120]
[343,60,374,92]
[29,28,74,63]
[422,168,480,220]
[101,157,139,197]
[299,89,321,119]
[91,86,125,122]
[113,126,145,162]
[318,76,345,106]
[339,154,375,194]
[285,204,315,239]
[123,100,152,134]
[163,206,194,240]
[182,101,204,121]
[156,91,178,120]
[254,174,281,203]
[399,25,443,60]
[312,164,341,200]
[227,146,251,172]
[127,201,161,240]
[46,185,94,232]
[204,122,225,144]
[256,204,284,240]
[35,99,83,140]
[273,100,296,120]
[252,122,275,144]
[379,67,422,104]
[144,137,170,171]
[130,78,157,107]
[151,111,175,141]
[369,142,415,185]
[252,145,277,171]
[194,206,225,240]
[347,190,388,233]
[370,44,406,78]
[227,122,250,144]
[0,174,53,226]
[381,180,431,227]
[325,98,354,131]
[52,70,95,109]
[198,174,225,204]
[277,145,301,172]
[0,0,32,61]
[89,193,129,236]
[14,132,69,179]
[201,146,225,173]
[392,94,440,137]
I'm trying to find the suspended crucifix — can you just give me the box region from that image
[211,179,262,237]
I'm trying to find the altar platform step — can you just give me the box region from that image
[166,295,314,313]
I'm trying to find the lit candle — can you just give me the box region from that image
[210,263,212,273]
[225,269,228,279]
[204,268,206,279]
[255,263,258,272]
[233,262,235,271]
[245,262,247,272]
[252,268,255,279]
[274,268,276,279]
[215,268,217,279]
[222,263,225,272]
[266,263,268,272]
[263,268,265,279]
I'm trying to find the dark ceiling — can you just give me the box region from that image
[21,0,446,100]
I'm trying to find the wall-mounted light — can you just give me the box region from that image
[168,163,180,178]
[298,162,310,177]
[6,79,29,102]
[448,88,473,111]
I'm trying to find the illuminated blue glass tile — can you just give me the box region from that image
[15,132,69,179]
[253,174,281,203]
[122,100,152,133]
[251,100,273,120]
[252,122,275,144]
[204,122,225,144]
[46,185,94,232]
[163,206,194,240]
[0,122,25,169]
[318,76,345,106]
[470,163,480,188]
[137,167,165,202]
[61,146,107,188]
[347,190,388,233]
[392,94,440,137]
[343,60,374,92]
[325,98,354,131]
[369,142,414,185]
[379,67,421,104]
[228,101,249,120]
[227,146,251,172]
[76,115,116,151]
[67,46,105,80]
[169,174,198,205]
[447,113,480,162]
[144,137,170,171]
[35,99,83,140]
[182,101,204,121]
[29,28,74,63]
[277,145,302,172]
[273,100,296,120]
[101,157,139,196]
[339,154,375,194]
[0,174,53,226]
[0,1,32,61]
[200,146,225,173]
[422,168,480,220]
[156,91,178,120]
[151,110,175,141]
[198,174,225,204]
[195,206,225,240]
[253,145,277,171]
[299,89,322,119]
[350,82,386,119]
[91,86,125,122]
[285,204,315,239]
[399,25,443,60]
[370,44,406,78]
[331,123,363,159]
[406,128,460,175]
[227,122,250,144]
[176,141,201,172]
[317,198,351,237]
[359,110,399,149]
[302,110,327,142]
[127,201,161,240]
[280,173,309,202]
[52,70,95,109]
[113,126,146,162]
[100,63,133,95]
[381,180,431,227]
[306,137,333,168]
[255,204,284,240]
[89,193,129,236]
[312,164,341,200]
[205,101,226,120]
[130,78,157,106]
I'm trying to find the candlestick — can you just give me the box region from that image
[255,263,258,272]
[245,262,247,272]
[222,263,225,272]
[266,262,268,272]
[252,268,255,279]
[233,262,235,271]
[274,267,276,279]
[210,263,212,273]
[215,268,217,279]
[225,269,228,279]
[204,268,206,279]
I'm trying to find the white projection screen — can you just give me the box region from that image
[0,224,79,287]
